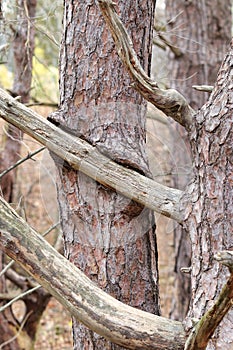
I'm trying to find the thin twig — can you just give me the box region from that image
[0,285,41,313]
[0,146,45,179]
[26,102,58,107]
[153,25,183,58]
[0,260,15,278]
[0,311,32,349]
[42,221,60,237]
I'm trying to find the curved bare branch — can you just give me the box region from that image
[98,0,194,130]
[0,196,186,350]
[0,88,183,223]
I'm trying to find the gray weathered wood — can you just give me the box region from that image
[0,88,183,222]
[0,195,186,350]
[98,0,194,130]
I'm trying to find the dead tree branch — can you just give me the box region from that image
[0,146,45,179]
[153,25,183,58]
[0,88,183,223]
[192,85,213,93]
[184,251,233,350]
[0,286,41,313]
[0,195,186,350]
[98,0,194,130]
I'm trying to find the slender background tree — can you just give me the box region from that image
[0,1,38,348]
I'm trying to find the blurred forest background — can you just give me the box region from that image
[0,0,231,349]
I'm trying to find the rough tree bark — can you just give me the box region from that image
[0,1,51,348]
[95,3,233,347]
[48,1,158,349]
[0,1,36,349]
[0,195,186,350]
[165,0,232,321]
[182,41,233,349]
[0,0,37,201]
[0,1,232,349]
[0,38,232,350]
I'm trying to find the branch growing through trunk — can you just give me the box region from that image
[184,251,233,350]
[98,0,194,130]
[0,88,183,223]
[0,195,186,350]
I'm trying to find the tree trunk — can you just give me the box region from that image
[166,0,231,109]
[0,1,36,348]
[0,1,51,348]
[183,40,233,349]
[49,1,159,348]
[165,0,232,321]
[0,0,37,202]
[0,35,232,350]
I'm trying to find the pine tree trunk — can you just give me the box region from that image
[165,0,232,321]
[183,40,233,349]
[50,1,159,348]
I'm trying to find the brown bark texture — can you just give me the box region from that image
[49,1,159,349]
[182,40,233,349]
[165,0,232,321]
[166,0,231,110]
[0,87,183,222]
[0,1,51,348]
[0,0,37,202]
[0,1,36,349]
[0,40,232,350]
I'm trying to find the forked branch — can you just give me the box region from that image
[98,0,194,130]
[0,88,183,223]
[0,196,186,350]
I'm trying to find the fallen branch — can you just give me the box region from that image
[0,195,186,350]
[184,251,233,350]
[98,0,194,130]
[0,88,183,223]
